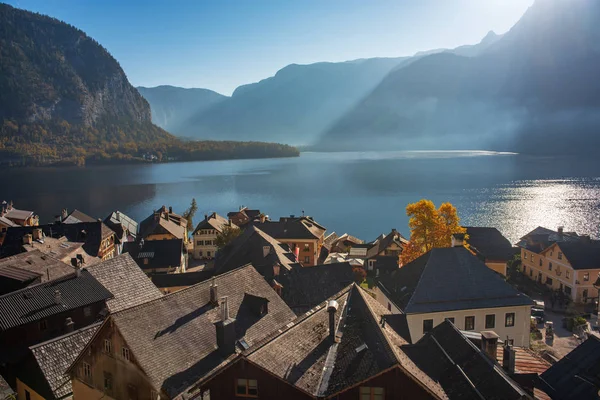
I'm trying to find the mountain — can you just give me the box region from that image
[318,0,600,155]
[0,3,297,166]
[177,57,408,144]
[137,86,226,132]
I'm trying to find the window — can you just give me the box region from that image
[584,272,590,281]
[465,316,475,331]
[104,371,113,391]
[196,240,202,246]
[25,390,31,400]
[529,269,532,277]
[84,306,92,317]
[485,314,495,329]
[303,243,310,251]
[546,277,553,286]
[558,252,563,260]
[304,256,310,263]
[548,262,553,271]
[207,251,212,257]
[531,254,534,262]
[583,289,589,300]
[565,286,572,295]
[128,384,138,400]
[550,250,553,257]
[104,339,112,354]
[144,258,149,265]
[566,270,571,279]
[82,362,92,380]
[360,386,384,400]
[39,320,47,331]
[523,251,527,260]
[198,251,203,257]
[523,265,526,274]
[387,303,391,311]
[122,347,130,361]
[505,312,515,327]
[539,259,543,267]
[235,379,258,397]
[423,319,433,333]
[445,317,455,324]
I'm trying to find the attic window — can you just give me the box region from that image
[355,343,368,353]
[237,339,250,350]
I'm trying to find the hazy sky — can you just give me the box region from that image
[8,0,533,95]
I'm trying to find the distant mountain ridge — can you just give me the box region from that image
[137,85,226,132]
[317,0,600,155]
[169,57,409,144]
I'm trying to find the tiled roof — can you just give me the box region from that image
[277,262,354,314]
[214,226,298,278]
[378,247,533,314]
[108,265,295,398]
[29,322,100,398]
[193,212,233,234]
[367,229,407,258]
[122,239,183,270]
[62,209,97,224]
[402,321,528,400]
[151,270,214,289]
[0,270,112,331]
[552,240,600,270]
[495,346,550,375]
[517,226,580,253]
[246,284,446,398]
[0,250,75,285]
[0,216,18,227]
[465,227,515,261]
[139,216,186,240]
[104,211,138,240]
[540,336,600,400]
[86,254,162,313]
[252,216,326,240]
[4,208,34,221]
[323,232,339,250]
[1,222,113,258]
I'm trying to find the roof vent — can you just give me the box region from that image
[355,343,368,353]
[327,300,339,343]
[23,291,33,299]
[54,289,62,305]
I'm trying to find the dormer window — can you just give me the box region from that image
[122,347,130,361]
[236,379,258,397]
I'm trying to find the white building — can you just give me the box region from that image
[373,238,534,347]
[192,213,236,260]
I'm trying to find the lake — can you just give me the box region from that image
[2,151,600,243]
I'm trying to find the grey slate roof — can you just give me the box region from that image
[104,211,138,240]
[246,284,446,398]
[0,215,18,227]
[4,207,34,221]
[193,212,234,235]
[214,225,298,278]
[0,270,113,331]
[465,226,515,261]
[402,320,528,400]
[151,270,214,289]
[28,322,100,399]
[552,240,600,270]
[108,265,296,398]
[517,226,580,253]
[0,250,75,285]
[86,254,162,313]
[378,247,533,314]
[62,209,97,224]
[277,262,354,314]
[367,229,407,258]
[540,335,600,400]
[122,239,183,270]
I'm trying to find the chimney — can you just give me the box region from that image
[23,234,33,245]
[210,278,219,305]
[215,297,236,355]
[451,233,465,248]
[76,254,85,265]
[32,228,42,241]
[204,214,208,221]
[1,201,6,215]
[154,212,160,221]
[71,258,82,276]
[263,246,271,258]
[61,208,68,221]
[327,300,339,342]
[169,206,173,214]
[260,214,266,223]
[557,226,564,239]
[139,238,145,249]
[480,331,500,361]
[65,317,75,333]
[502,339,516,374]
[54,289,62,305]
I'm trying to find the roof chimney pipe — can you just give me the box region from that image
[480,331,499,362]
[210,278,218,306]
[65,317,75,333]
[502,339,516,375]
[54,289,62,305]
[327,300,339,342]
[215,296,236,355]
[451,233,465,248]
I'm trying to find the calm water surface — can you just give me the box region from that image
[2,151,600,243]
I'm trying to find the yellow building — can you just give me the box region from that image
[138,206,187,242]
[521,237,600,303]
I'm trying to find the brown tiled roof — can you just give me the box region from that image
[62,209,97,224]
[0,216,18,228]
[4,208,34,221]
[109,265,295,398]
[193,212,233,235]
[495,346,550,375]
[246,285,446,399]
[86,254,163,313]
[0,250,75,285]
[140,216,185,240]
[29,322,100,399]
[252,216,326,240]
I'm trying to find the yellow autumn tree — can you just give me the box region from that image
[400,199,466,265]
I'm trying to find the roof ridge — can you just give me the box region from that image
[29,321,102,349]
[111,263,256,316]
[243,284,354,356]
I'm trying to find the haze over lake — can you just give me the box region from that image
[3,151,600,243]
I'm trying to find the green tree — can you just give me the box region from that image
[182,198,198,231]
[215,225,242,249]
